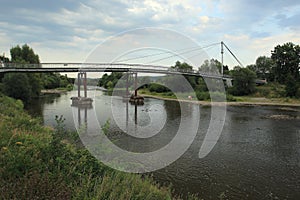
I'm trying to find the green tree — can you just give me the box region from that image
[10,44,39,65]
[3,44,41,102]
[271,42,300,84]
[229,67,256,96]
[0,54,10,81]
[170,61,197,89]
[255,56,274,80]
[199,59,222,74]
[41,73,61,89]
[98,72,124,89]
[3,73,31,103]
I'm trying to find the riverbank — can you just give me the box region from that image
[0,94,195,199]
[41,88,71,94]
[141,93,300,107]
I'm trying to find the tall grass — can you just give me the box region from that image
[0,93,192,199]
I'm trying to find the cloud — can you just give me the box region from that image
[0,0,299,65]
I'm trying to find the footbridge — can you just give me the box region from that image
[0,62,227,80]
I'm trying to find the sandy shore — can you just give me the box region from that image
[141,94,300,107]
[41,89,68,94]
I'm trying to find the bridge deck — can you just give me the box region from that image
[0,63,230,79]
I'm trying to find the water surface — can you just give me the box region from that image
[27,91,300,199]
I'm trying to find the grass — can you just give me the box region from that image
[139,85,300,105]
[139,88,237,102]
[0,93,196,199]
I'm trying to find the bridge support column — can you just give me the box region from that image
[71,72,93,106]
[77,72,88,98]
[134,72,138,97]
[83,72,87,98]
[77,73,81,97]
[126,73,129,96]
[129,72,144,105]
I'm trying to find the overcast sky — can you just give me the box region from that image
[1,0,299,67]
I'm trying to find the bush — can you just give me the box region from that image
[196,91,210,100]
[149,83,170,93]
[0,95,177,200]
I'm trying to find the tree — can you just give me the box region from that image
[0,54,9,81]
[3,73,31,103]
[255,56,274,80]
[10,44,39,65]
[171,61,197,89]
[199,59,222,74]
[229,67,256,96]
[271,42,300,84]
[98,72,124,89]
[3,44,41,102]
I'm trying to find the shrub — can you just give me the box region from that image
[149,83,170,93]
[196,91,210,100]
[0,95,178,200]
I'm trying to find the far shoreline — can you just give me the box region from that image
[41,89,69,95]
[141,94,300,107]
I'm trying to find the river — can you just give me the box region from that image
[27,90,300,199]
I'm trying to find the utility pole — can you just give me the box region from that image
[221,41,224,76]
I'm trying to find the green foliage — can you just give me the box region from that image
[66,83,74,91]
[196,91,210,100]
[98,72,124,89]
[255,56,274,80]
[171,61,193,72]
[171,61,198,89]
[3,44,42,103]
[285,75,299,97]
[41,73,73,89]
[2,73,32,103]
[149,83,170,93]
[10,44,40,64]
[199,59,222,74]
[271,42,300,84]
[0,94,181,200]
[106,80,114,89]
[229,67,256,96]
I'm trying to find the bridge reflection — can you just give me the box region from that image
[74,99,139,135]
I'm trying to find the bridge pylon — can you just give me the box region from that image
[71,72,93,106]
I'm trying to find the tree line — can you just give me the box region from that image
[98,42,300,99]
[0,44,74,104]
[1,42,299,104]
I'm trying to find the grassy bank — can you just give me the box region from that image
[138,88,300,106]
[0,94,197,199]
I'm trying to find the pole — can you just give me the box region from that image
[134,73,137,97]
[221,41,224,75]
[84,72,87,98]
[126,73,129,96]
[77,73,81,97]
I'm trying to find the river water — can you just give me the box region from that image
[27,91,300,199]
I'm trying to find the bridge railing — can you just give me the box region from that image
[0,62,231,79]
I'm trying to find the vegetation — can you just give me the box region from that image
[0,44,74,103]
[98,42,300,102]
[2,45,42,103]
[0,93,190,199]
[228,67,256,96]
[98,72,124,89]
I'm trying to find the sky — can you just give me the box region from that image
[1,0,300,68]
